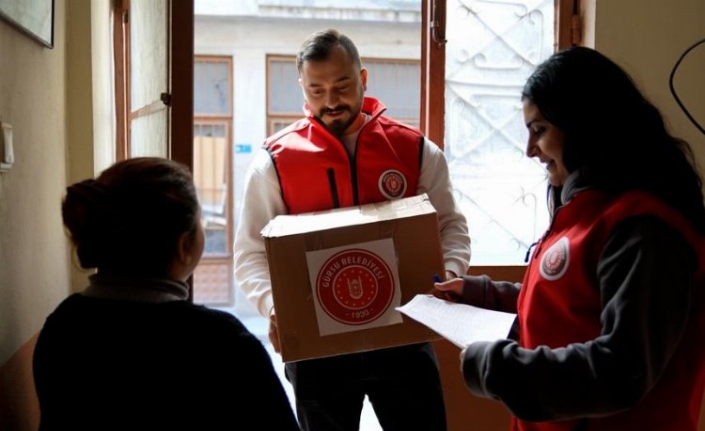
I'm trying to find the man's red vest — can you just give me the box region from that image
[264,97,423,214]
[516,189,705,431]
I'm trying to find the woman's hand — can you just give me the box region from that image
[432,277,464,302]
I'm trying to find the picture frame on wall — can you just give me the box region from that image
[0,0,54,48]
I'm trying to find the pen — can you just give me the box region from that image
[433,273,455,301]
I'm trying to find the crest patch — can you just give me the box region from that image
[378,170,407,199]
[539,236,570,281]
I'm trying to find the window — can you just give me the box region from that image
[423,0,574,265]
[192,56,234,307]
[365,59,421,128]
[113,0,174,160]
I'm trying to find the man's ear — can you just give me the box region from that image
[360,68,368,91]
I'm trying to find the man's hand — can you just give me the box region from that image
[268,310,281,353]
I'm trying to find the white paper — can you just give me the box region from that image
[396,294,516,348]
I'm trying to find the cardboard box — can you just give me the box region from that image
[262,193,445,363]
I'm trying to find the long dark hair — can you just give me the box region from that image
[62,157,200,276]
[522,46,705,233]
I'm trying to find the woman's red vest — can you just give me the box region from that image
[516,189,705,431]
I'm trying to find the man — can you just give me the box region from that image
[234,28,471,431]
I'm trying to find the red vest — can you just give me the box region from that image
[516,189,705,431]
[264,97,422,214]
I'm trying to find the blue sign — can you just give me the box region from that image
[235,143,252,154]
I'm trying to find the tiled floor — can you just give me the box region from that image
[231,311,384,431]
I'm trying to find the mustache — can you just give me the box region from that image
[320,106,350,116]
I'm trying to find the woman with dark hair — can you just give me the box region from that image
[434,46,705,431]
[33,157,300,431]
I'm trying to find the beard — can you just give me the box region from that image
[317,106,356,137]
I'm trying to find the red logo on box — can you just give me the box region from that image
[316,249,395,325]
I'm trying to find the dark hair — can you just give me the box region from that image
[296,28,361,73]
[62,157,200,276]
[522,46,705,233]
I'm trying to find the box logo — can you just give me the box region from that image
[316,249,395,325]
[307,238,403,336]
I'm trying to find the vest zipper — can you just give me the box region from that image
[524,241,538,263]
[350,132,361,207]
[327,168,341,208]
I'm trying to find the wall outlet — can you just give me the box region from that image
[0,122,13,172]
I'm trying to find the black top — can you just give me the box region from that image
[33,293,300,431]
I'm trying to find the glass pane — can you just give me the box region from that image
[194,60,231,115]
[365,60,420,123]
[193,262,233,306]
[130,111,168,157]
[193,123,229,255]
[130,0,168,110]
[268,58,302,114]
[445,0,555,264]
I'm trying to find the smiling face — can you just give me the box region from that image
[299,43,367,138]
[523,100,570,187]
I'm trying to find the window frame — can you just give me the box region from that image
[421,0,576,150]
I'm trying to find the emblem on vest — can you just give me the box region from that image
[378,169,407,199]
[539,236,570,281]
[315,249,395,325]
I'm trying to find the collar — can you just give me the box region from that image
[82,274,189,303]
[560,171,592,204]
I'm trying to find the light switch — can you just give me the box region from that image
[0,122,13,172]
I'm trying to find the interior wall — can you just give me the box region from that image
[0,0,70,366]
[0,0,107,429]
[592,0,705,163]
[0,0,69,429]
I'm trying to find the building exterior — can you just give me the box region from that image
[193,0,423,315]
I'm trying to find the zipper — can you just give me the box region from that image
[327,168,340,209]
[524,241,538,263]
[317,108,381,208]
[349,150,359,206]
